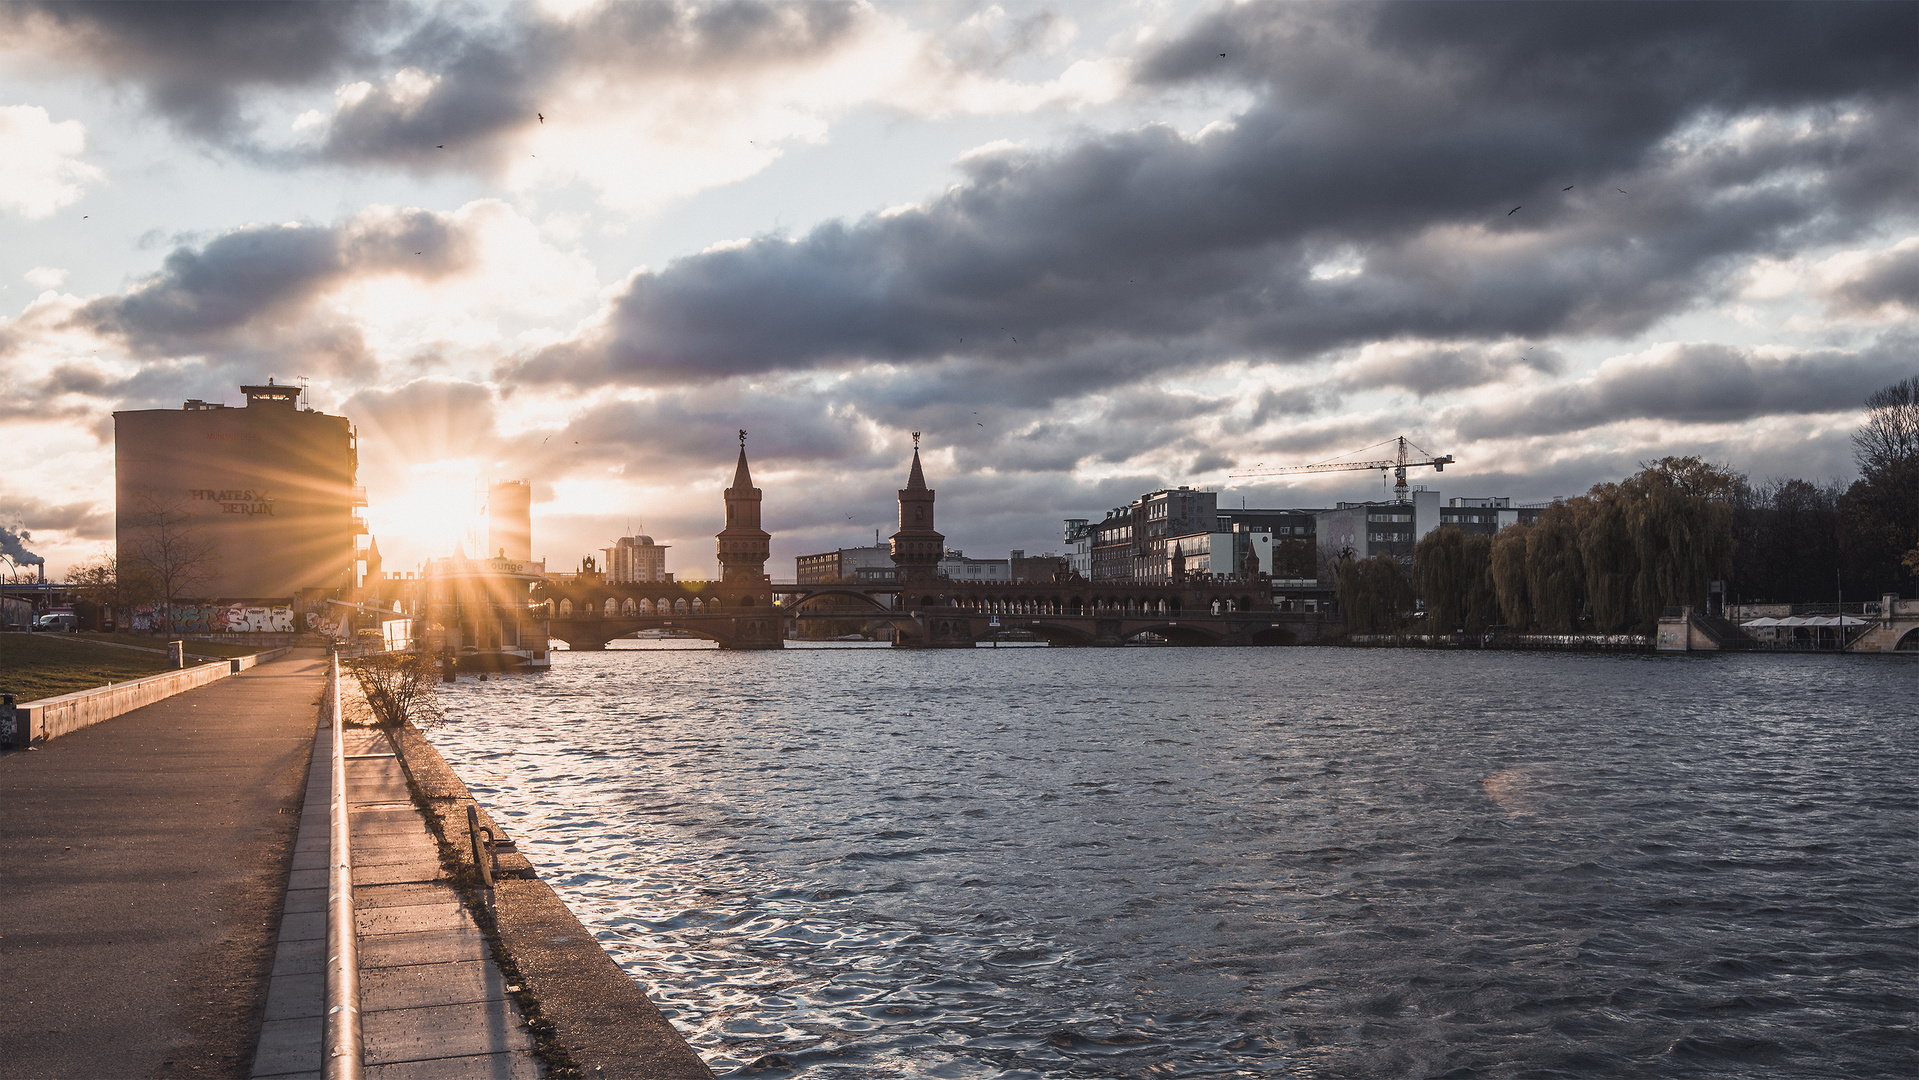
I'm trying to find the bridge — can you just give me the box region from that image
[535,575,1327,650]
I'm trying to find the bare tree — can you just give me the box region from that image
[124,491,217,633]
[65,549,156,626]
[1851,375,1919,479]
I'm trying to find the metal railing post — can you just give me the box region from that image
[324,652,365,1079]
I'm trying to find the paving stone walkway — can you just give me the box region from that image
[253,723,540,1079]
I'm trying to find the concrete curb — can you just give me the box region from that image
[385,721,718,1080]
[10,646,295,744]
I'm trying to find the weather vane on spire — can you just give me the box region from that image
[912,431,921,449]
[739,428,747,447]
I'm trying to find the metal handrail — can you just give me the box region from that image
[323,652,364,1079]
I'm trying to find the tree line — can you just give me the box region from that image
[1339,375,1919,635]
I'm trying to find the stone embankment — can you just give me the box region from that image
[381,720,717,1079]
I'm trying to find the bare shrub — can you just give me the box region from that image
[344,653,445,730]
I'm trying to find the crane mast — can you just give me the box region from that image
[1230,436,1454,503]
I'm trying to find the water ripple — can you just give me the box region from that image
[430,645,1919,1078]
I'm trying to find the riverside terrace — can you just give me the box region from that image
[537,576,1327,649]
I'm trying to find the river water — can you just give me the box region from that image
[430,645,1917,1078]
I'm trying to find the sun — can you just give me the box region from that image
[362,460,487,567]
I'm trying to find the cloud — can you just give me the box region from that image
[500,2,1915,393]
[0,104,104,217]
[23,266,67,289]
[71,205,479,372]
[1334,340,1562,398]
[1453,337,1919,441]
[7,1,1124,213]
[0,1,400,140]
[1820,237,1919,319]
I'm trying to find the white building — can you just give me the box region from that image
[604,534,671,583]
[939,549,1011,583]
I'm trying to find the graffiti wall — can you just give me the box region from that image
[130,603,297,633]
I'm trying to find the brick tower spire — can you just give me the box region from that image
[890,432,943,583]
[716,429,770,582]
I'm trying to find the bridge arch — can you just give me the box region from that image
[1127,621,1223,646]
[1897,626,1919,651]
[1013,620,1097,647]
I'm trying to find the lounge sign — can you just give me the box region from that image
[189,488,276,516]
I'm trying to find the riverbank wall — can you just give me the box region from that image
[7,646,293,745]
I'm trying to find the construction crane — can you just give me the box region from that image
[1230,436,1454,503]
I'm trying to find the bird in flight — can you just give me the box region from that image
[1617,188,1629,194]
[1508,206,1522,215]
[437,144,444,148]
[1219,53,1226,57]
[414,251,422,255]
[1562,185,1574,191]
[537,113,545,123]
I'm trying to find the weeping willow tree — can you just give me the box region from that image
[1490,523,1532,630]
[1577,489,1639,632]
[1336,554,1415,634]
[1526,502,1586,632]
[1413,526,1496,633]
[1615,457,1740,625]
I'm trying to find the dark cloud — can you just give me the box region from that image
[1336,343,1563,399]
[1823,241,1919,317]
[0,493,112,541]
[4,1,873,169]
[503,1,1915,396]
[1454,336,1919,441]
[319,1,863,171]
[72,208,474,369]
[2,1,402,140]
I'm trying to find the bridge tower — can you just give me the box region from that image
[890,433,944,584]
[717,430,770,582]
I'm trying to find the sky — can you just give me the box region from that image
[0,0,1913,582]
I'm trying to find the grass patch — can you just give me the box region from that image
[0,632,190,701]
[87,632,264,658]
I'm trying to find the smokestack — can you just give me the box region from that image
[486,480,532,562]
[0,527,46,582]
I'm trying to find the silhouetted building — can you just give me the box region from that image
[114,380,362,601]
[890,437,943,583]
[487,479,532,561]
[716,434,770,582]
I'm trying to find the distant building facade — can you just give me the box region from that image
[1088,487,1220,582]
[796,544,893,584]
[114,381,362,601]
[938,550,1011,582]
[1062,519,1092,578]
[604,534,671,583]
[1438,496,1547,534]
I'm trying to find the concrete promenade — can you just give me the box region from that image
[2,648,716,1079]
[0,650,325,1078]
